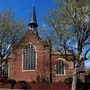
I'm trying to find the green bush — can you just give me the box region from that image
[64,77,83,84]
[64,77,72,84]
[85,69,90,76]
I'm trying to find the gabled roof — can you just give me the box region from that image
[13,29,50,50]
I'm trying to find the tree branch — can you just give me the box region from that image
[79,48,90,64]
[2,37,15,58]
[83,42,90,47]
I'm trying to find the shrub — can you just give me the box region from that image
[17,80,29,89]
[64,77,83,84]
[6,79,16,89]
[6,79,16,83]
[85,69,90,76]
[64,77,72,84]
[41,78,49,83]
[0,77,8,82]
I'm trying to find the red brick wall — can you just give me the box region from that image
[9,30,50,82]
[51,54,73,82]
[8,30,85,82]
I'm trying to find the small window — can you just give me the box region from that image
[55,60,65,75]
[1,64,8,78]
[23,44,36,70]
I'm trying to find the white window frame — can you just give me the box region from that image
[55,58,66,76]
[22,42,37,72]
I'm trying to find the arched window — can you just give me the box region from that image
[55,60,65,75]
[23,44,36,70]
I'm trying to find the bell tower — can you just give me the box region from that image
[28,6,38,35]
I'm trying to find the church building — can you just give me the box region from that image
[6,6,85,82]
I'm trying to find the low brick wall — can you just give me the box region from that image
[28,82,71,90]
[0,81,71,90]
[0,82,12,89]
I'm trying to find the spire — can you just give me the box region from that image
[28,6,38,29]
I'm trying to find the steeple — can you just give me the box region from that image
[28,6,38,29]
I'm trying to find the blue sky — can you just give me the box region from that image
[0,0,55,26]
[0,0,90,69]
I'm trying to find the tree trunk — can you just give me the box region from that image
[49,40,52,83]
[0,57,2,78]
[71,65,78,90]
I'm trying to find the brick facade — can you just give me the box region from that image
[7,6,85,82]
[8,29,85,82]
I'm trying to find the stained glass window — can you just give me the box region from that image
[23,44,36,70]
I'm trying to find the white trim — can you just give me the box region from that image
[56,58,66,62]
[22,42,37,72]
[8,63,10,77]
[55,58,66,76]
[55,74,66,76]
[22,70,37,72]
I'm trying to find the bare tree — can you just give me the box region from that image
[0,10,26,77]
[45,0,90,90]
